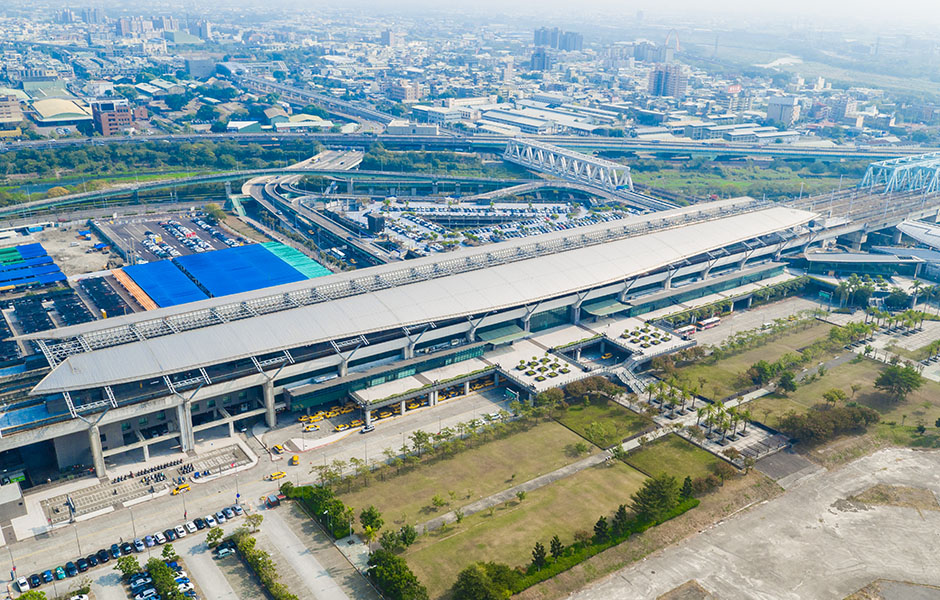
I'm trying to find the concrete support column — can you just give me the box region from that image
[429,390,438,406]
[574,348,581,361]
[600,341,606,353]
[892,229,902,244]
[142,443,150,462]
[177,401,195,452]
[521,316,531,332]
[228,421,235,437]
[527,392,535,407]
[346,180,354,194]
[570,304,582,325]
[365,409,372,427]
[846,231,868,251]
[463,381,470,395]
[664,273,674,290]
[88,425,105,479]
[338,359,349,378]
[747,296,753,308]
[467,325,478,343]
[400,400,406,414]
[403,342,415,360]
[263,380,276,428]
[493,373,499,385]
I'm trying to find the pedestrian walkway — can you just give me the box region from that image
[421,451,611,533]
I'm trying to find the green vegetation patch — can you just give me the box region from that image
[556,400,652,448]
[338,421,591,529]
[624,434,721,481]
[406,461,647,598]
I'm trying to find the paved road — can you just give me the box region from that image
[567,448,940,600]
[262,509,349,600]
[90,564,132,600]
[180,532,240,600]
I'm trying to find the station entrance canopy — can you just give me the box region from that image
[477,324,527,346]
[582,298,630,317]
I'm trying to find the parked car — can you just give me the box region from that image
[42,570,54,582]
[28,573,41,588]
[232,504,244,516]
[134,538,146,552]
[120,541,134,555]
[16,576,29,591]
[222,507,234,520]
[175,525,187,538]
[153,532,167,544]
[86,554,99,567]
[65,562,78,577]
[164,528,177,541]
[204,515,217,527]
[217,547,235,558]
[76,558,89,572]
[184,521,197,534]
[54,566,67,580]
[109,544,121,559]
[215,511,227,524]
[193,518,207,530]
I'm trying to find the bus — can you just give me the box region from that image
[697,317,721,330]
[674,325,697,338]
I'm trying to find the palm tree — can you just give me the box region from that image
[696,406,706,426]
[911,280,924,311]
[645,382,656,404]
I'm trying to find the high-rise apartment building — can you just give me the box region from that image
[766,96,801,125]
[647,64,687,98]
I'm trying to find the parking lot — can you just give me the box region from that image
[95,213,246,263]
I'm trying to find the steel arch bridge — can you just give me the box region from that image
[861,151,940,194]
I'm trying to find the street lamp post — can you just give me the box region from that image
[73,523,82,555]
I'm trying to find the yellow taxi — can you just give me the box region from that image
[267,471,287,481]
[350,419,363,427]
[272,444,285,454]
[289,455,300,466]
[310,415,323,422]
[298,415,313,423]
[378,411,392,419]
[171,483,190,495]
[601,352,613,360]
[407,403,420,410]
[340,406,354,414]
[334,423,350,432]
[302,424,319,432]
[325,411,340,418]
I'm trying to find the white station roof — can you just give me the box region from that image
[31,202,813,394]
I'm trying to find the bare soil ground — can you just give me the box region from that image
[657,580,715,600]
[850,483,940,512]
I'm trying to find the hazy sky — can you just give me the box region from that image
[292,0,940,30]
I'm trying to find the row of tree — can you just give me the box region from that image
[230,526,299,600]
[451,473,699,599]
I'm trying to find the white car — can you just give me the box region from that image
[178,583,194,593]
[174,525,187,538]
[154,531,167,544]
[204,514,217,527]
[16,576,29,591]
[184,521,197,533]
[70,595,90,600]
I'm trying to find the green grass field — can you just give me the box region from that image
[631,167,843,201]
[674,321,833,400]
[749,356,940,449]
[337,421,592,529]
[405,461,648,598]
[555,401,652,448]
[623,434,721,481]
